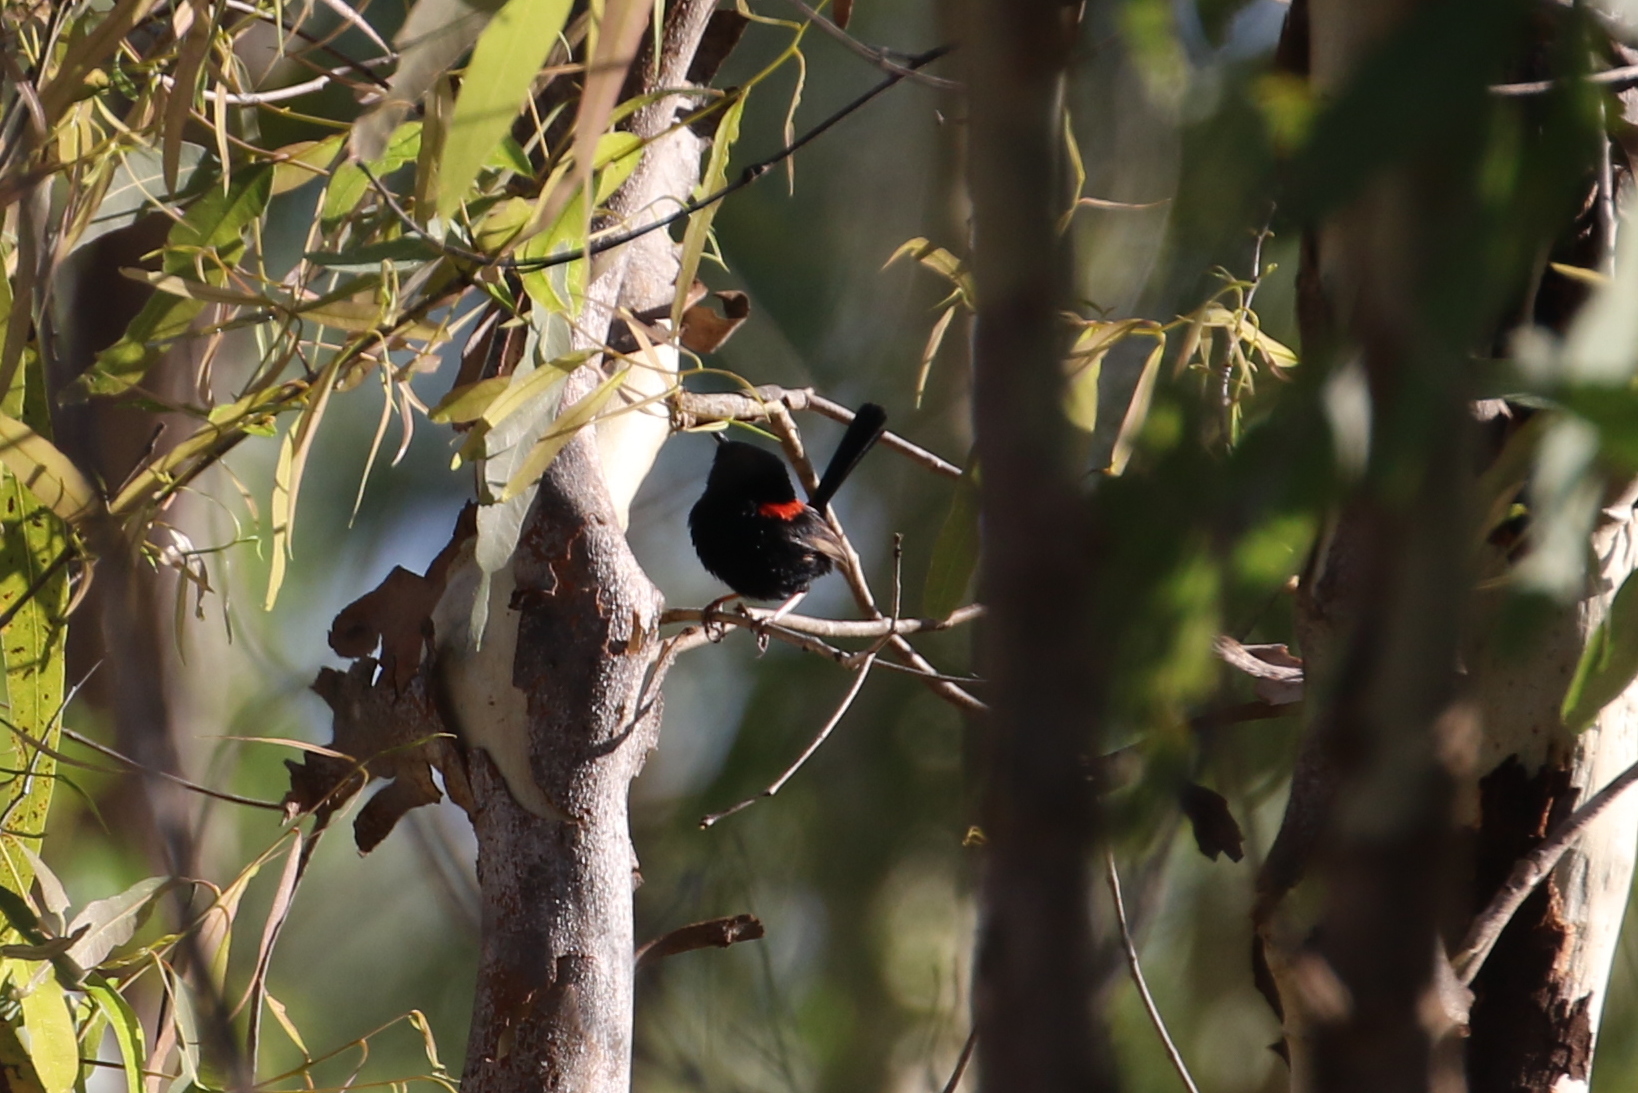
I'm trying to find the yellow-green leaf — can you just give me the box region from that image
[17,974,76,1093]
[428,376,512,423]
[0,414,99,525]
[85,982,143,1093]
[438,0,574,218]
[500,367,630,501]
[1563,570,1638,731]
[1106,339,1166,476]
[671,92,746,330]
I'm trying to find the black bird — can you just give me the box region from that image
[689,404,888,602]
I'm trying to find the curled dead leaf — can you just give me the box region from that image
[679,290,750,354]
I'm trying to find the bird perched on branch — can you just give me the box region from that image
[689,404,888,605]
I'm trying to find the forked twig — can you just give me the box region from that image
[700,651,879,827]
[1105,852,1201,1093]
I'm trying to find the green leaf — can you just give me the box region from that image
[499,367,630,501]
[323,122,423,225]
[438,0,574,218]
[1562,570,1638,731]
[428,376,513,424]
[0,347,74,907]
[303,237,443,270]
[85,983,143,1093]
[1106,338,1167,476]
[64,877,168,971]
[75,166,273,400]
[671,92,746,330]
[351,0,506,163]
[924,462,980,620]
[17,974,77,1093]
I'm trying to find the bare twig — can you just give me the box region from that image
[673,386,963,478]
[1105,852,1201,1093]
[1453,755,1638,985]
[635,914,765,968]
[158,56,394,105]
[783,0,962,90]
[660,602,983,638]
[1491,63,1638,96]
[940,1026,979,1093]
[701,652,879,827]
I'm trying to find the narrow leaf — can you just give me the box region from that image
[86,982,144,1093]
[924,462,980,620]
[438,0,574,217]
[1106,339,1166,476]
[17,974,77,1093]
[1563,570,1638,731]
[500,367,630,501]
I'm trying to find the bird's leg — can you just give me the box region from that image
[766,590,807,625]
[702,593,742,642]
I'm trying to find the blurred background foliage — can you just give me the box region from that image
[14,0,1638,1091]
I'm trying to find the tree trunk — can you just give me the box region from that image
[449,4,717,1089]
[964,2,1118,1090]
[1259,1,1638,1090]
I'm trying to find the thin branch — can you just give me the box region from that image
[635,914,765,969]
[660,602,982,637]
[158,57,394,106]
[701,652,879,827]
[672,386,963,479]
[1105,852,1202,1093]
[782,0,961,90]
[1491,63,1638,96]
[940,1026,979,1093]
[359,45,954,274]
[38,725,284,812]
[1452,754,1638,985]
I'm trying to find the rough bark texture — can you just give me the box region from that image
[459,431,666,1092]
[964,2,1116,1091]
[1260,3,1638,1091]
[455,3,717,1090]
[1463,481,1638,1092]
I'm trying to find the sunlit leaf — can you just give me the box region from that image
[428,376,512,424]
[438,0,574,217]
[85,982,144,1093]
[500,367,631,501]
[76,166,272,400]
[0,413,100,525]
[1106,339,1166,475]
[672,92,746,330]
[1563,569,1638,731]
[16,973,76,1093]
[64,877,168,971]
[914,306,957,410]
[352,0,507,163]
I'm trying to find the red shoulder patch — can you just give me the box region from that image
[757,499,807,520]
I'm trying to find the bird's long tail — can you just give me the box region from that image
[809,403,888,511]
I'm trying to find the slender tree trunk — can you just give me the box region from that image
[452,4,717,1089]
[1259,1,1638,1089]
[964,2,1117,1090]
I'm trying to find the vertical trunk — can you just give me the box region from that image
[455,4,717,1090]
[1257,0,1482,1089]
[1261,2,1638,1090]
[964,2,1116,1090]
